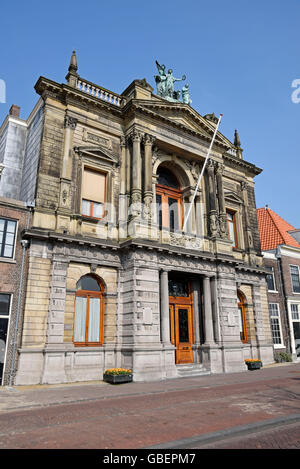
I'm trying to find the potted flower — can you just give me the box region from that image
[103,368,133,384]
[245,359,262,370]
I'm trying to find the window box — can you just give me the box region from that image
[103,369,133,384]
[245,359,262,370]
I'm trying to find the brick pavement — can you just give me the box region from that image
[0,362,299,449]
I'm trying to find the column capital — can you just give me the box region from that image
[215,162,224,176]
[129,128,143,142]
[64,115,78,130]
[143,133,156,146]
[207,158,216,173]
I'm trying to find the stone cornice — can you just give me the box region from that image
[222,151,262,176]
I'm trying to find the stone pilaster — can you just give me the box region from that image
[160,270,170,345]
[58,115,78,214]
[203,276,216,345]
[42,257,69,384]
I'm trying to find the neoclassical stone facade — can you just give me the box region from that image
[13,53,274,384]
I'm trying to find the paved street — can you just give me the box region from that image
[0,362,299,450]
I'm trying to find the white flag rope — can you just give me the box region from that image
[182,113,223,233]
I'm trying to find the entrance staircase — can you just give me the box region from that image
[176,363,211,378]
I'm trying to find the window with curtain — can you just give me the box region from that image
[73,275,104,346]
[156,166,182,232]
[81,168,106,219]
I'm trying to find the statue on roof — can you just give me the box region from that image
[154,60,190,103]
[154,61,167,97]
[182,83,192,105]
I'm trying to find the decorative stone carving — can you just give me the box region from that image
[64,115,78,130]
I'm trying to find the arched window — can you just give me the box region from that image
[73,274,104,346]
[237,291,247,343]
[156,166,183,232]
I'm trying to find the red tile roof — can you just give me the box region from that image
[257,207,300,251]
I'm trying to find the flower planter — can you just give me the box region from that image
[246,361,262,370]
[103,374,133,384]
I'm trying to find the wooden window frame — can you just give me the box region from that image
[156,184,183,231]
[226,209,239,248]
[269,302,283,347]
[73,278,105,347]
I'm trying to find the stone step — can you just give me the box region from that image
[176,364,211,378]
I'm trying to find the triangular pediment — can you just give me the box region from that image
[224,190,243,204]
[74,145,119,165]
[134,100,234,150]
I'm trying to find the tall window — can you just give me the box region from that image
[237,291,247,343]
[81,168,106,219]
[290,265,300,293]
[0,294,11,385]
[0,218,17,258]
[269,303,283,346]
[156,167,182,232]
[290,304,300,357]
[73,275,104,346]
[266,268,276,291]
[227,210,238,248]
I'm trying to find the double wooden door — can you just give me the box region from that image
[169,303,194,364]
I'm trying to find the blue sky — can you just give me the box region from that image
[1,0,299,226]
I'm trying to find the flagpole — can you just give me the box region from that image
[182,113,223,233]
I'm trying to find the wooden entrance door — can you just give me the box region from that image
[169,304,194,364]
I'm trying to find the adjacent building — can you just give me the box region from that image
[0,52,275,385]
[0,104,38,384]
[257,206,300,360]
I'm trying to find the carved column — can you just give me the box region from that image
[215,162,227,239]
[119,136,126,195]
[160,270,171,345]
[240,181,254,251]
[130,128,143,217]
[119,136,128,233]
[207,159,218,237]
[143,133,155,221]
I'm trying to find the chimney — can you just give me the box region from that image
[9,105,20,117]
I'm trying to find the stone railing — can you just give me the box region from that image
[76,78,126,107]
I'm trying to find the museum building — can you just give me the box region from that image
[5,52,274,384]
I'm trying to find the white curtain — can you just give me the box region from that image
[88,297,100,342]
[74,297,87,342]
